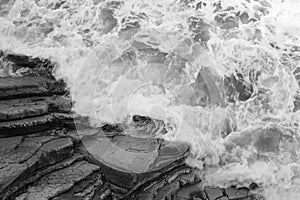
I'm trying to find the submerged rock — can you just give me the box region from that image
[224,72,254,103]
[81,133,189,188]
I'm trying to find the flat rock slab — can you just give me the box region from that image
[142,183,259,200]
[0,94,73,137]
[0,102,48,122]
[82,133,189,189]
[16,160,100,200]
[0,76,66,100]
[84,135,188,173]
[0,114,55,137]
[0,96,72,113]
[133,169,262,200]
[0,135,74,199]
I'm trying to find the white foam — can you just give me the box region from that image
[1,0,300,199]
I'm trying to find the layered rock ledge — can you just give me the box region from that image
[0,53,263,200]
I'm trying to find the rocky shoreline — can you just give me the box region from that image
[0,53,262,200]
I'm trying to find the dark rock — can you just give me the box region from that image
[194,30,210,42]
[0,136,74,200]
[9,153,84,199]
[127,115,166,137]
[224,72,254,102]
[4,54,49,69]
[0,102,49,122]
[293,67,300,111]
[81,132,189,197]
[0,76,66,100]
[176,183,206,200]
[218,197,229,200]
[0,115,56,137]
[0,79,73,136]
[204,187,224,200]
[225,187,249,199]
[193,68,224,107]
[0,0,16,17]
[46,96,72,113]
[54,175,110,200]
[154,176,181,200]
[0,95,72,116]
[239,12,250,24]
[101,123,124,133]
[53,112,76,128]
[225,125,289,154]
[132,166,191,200]
[16,160,100,200]
[214,14,239,30]
[100,8,118,34]
[119,20,140,40]
[132,115,152,124]
[0,55,112,200]
[294,96,300,112]
[1,53,55,78]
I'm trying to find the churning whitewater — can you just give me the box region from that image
[1,0,300,199]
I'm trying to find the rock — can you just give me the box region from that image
[194,68,225,106]
[0,136,74,200]
[46,96,72,113]
[204,187,224,200]
[0,96,72,117]
[293,67,300,111]
[0,87,73,137]
[0,0,16,17]
[100,8,118,34]
[1,53,55,78]
[0,102,49,122]
[53,112,76,128]
[154,176,181,200]
[176,183,207,200]
[0,55,110,200]
[214,15,239,30]
[7,153,84,199]
[0,114,56,137]
[0,53,264,200]
[81,132,189,197]
[225,187,249,199]
[0,76,66,100]
[119,20,140,40]
[132,166,191,200]
[3,54,49,69]
[224,125,294,154]
[218,197,229,200]
[239,12,250,24]
[132,168,259,200]
[16,161,100,200]
[224,72,254,102]
[294,96,300,112]
[124,115,166,137]
[194,30,210,42]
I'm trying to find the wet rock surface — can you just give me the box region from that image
[0,54,263,200]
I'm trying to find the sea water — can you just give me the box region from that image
[1,0,300,199]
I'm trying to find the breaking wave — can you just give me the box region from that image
[1,0,300,199]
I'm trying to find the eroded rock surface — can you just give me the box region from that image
[0,54,109,200]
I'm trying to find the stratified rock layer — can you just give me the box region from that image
[0,54,109,200]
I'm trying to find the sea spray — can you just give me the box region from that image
[1,0,300,199]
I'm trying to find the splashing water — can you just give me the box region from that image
[1,0,300,199]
